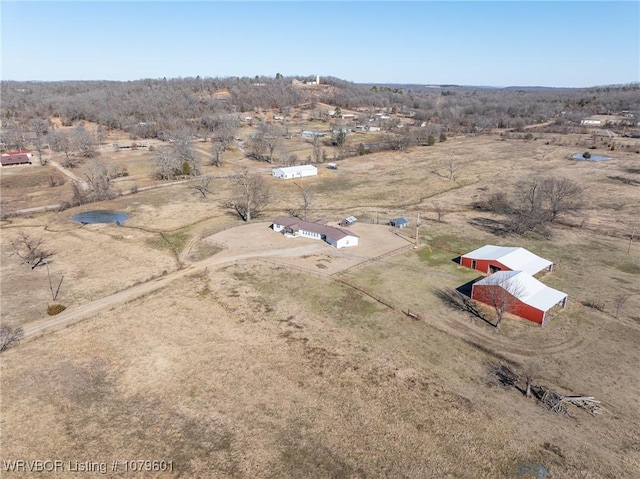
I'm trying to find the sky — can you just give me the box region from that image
[1,1,639,87]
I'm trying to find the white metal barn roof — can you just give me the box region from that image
[475,271,567,312]
[462,245,553,275]
[273,165,317,175]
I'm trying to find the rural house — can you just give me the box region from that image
[471,270,568,325]
[1,150,32,166]
[272,216,359,248]
[272,165,318,179]
[461,245,554,276]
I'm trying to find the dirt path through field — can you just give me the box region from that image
[21,242,326,339]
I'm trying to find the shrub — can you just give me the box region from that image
[47,304,67,316]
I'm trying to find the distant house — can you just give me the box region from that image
[471,271,567,325]
[327,163,338,170]
[340,114,356,120]
[272,164,318,179]
[1,150,32,166]
[389,217,409,228]
[368,126,381,132]
[272,216,358,248]
[460,245,553,276]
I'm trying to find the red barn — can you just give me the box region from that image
[471,271,568,325]
[461,245,553,276]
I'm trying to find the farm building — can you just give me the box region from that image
[272,216,359,248]
[471,270,568,325]
[461,245,553,276]
[1,151,32,166]
[272,165,318,179]
[390,217,409,228]
[339,216,357,227]
[301,131,325,139]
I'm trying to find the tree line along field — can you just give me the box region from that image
[1,81,640,478]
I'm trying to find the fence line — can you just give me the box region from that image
[257,257,332,280]
[335,243,414,276]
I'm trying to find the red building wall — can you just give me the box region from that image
[460,257,508,274]
[471,284,545,325]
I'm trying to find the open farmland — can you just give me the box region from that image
[1,129,640,478]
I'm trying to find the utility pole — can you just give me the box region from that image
[415,213,420,249]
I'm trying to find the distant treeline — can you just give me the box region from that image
[1,76,639,143]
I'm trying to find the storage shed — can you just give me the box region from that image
[461,245,553,276]
[272,165,318,179]
[471,271,567,326]
[390,217,409,228]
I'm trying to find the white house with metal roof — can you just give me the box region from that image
[461,245,553,276]
[272,216,358,248]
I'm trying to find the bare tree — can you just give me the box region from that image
[73,124,96,158]
[540,177,583,222]
[192,176,213,198]
[152,145,181,179]
[84,159,113,200]
[49,130,76,167]
[432,201,446,222]
[211,142,224,167]
[211,114,238,151]
[0,325,24,353]
[613,294,629,318]
[28,118,49,165]
[11,231,54,269]
[96,125,108,147]
[474,274,526,328]
[300,188,314,221]
[448,156,457,180]
[311,134,323,163]
[224,170,270,222]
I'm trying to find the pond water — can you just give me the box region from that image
[72,210,130,225]
[572,153,612,161]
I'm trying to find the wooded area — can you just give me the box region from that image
[2,77,639,152]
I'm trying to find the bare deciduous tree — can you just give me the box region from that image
[432,201,446,222]
[540,177,584,222]
[28,118,49,166]
[73,124,96,158]
[224,170,270,222]
[448,157,457,180]
[211,142,224,167]
[0,325,24,353]
[49,130,76,167]
[85,159,112,197]
[613,294,629,318]
[475,274,526,328]
[300,188,314,221]
[11,231,54,269]
[192,176,213,198]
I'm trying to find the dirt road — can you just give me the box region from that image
[22,242,326,339]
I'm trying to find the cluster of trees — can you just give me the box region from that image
[476,177,584,237]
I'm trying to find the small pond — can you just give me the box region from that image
[572,153,612,161]
[72,210,130,225]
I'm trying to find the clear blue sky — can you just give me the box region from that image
[1,1,639,87]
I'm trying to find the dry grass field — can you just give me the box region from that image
[1,130,639,478]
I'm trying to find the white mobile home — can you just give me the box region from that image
[272,165,318,179]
